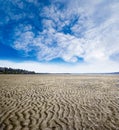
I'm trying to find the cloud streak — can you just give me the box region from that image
[0,60,119,73]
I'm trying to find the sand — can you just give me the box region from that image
[0,74,119,130]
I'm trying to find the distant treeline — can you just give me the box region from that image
[0,67,35,74]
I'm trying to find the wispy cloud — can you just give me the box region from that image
[0,0,119,72]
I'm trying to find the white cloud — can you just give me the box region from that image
[0,60,119,73]
[11,0,119,70]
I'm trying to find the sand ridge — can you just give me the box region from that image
[0,75,119,130]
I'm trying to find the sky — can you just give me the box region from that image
[0,0,119,73]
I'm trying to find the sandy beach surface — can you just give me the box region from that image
[0,74,119,130]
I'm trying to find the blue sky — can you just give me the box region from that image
[0,0,119,73]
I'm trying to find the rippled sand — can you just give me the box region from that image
[0,74,119,130]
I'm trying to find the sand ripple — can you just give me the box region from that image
[0,75,119,130]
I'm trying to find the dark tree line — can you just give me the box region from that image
[0,67,35,74]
